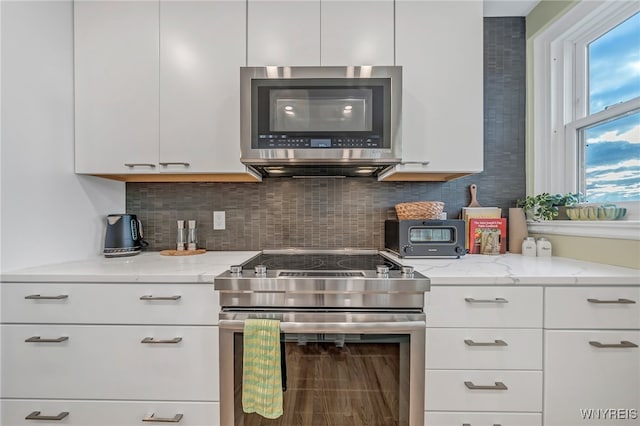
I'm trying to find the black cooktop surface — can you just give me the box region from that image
[242,253,399,271]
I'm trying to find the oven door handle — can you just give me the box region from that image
[218,320,425,334]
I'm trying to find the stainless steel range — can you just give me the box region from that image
[214,249,430,426]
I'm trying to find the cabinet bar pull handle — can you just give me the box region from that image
[124,163,156,168]
[462,424,502,426]
[464,381,508,390]
[159,162,190,167]
[464,339,508,347]
[587,298,636,304]
[25,336,68,343]
[464,297,509,304]
[25,294,68,300]
[140,295,181,301]
[142,413,183,423]
[141,337,182,344]
[25,411,69,421]
[589,340,638,348]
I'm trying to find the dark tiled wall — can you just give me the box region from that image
[127,18,526,251]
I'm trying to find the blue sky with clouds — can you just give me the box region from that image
[585,12,640,203]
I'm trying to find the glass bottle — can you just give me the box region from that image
[187,220,198,251]
[176,220,186,251]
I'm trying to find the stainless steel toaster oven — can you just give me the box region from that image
[385,219,466,258]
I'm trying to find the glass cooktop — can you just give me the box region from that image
[241,252,399,272]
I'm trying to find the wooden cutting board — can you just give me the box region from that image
[160,249,206,256]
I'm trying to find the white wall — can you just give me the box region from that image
[0,0,125,272]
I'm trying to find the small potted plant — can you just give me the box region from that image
[516,192,586,221]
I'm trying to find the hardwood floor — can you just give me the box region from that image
[238,342,402,426]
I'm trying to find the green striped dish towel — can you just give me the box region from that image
[242,318,283,419]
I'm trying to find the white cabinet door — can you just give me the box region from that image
[2,325,219,401]
[544,330,640,426]
[2,400,219,426]
[426,412,542,426]
[160,0,248,174]
[391,0,483,176]
[74,1,159,174]
[320,0,394,66]
[247,0,320,66]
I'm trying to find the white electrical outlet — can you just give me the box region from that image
[213,211,225,230]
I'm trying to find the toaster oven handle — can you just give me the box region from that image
[218,320,425,334]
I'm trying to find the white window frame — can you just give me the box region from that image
[531,0,640,239]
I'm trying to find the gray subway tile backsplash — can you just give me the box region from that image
[127,18,526,252]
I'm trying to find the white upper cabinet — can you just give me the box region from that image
[381,0,484,181]
[159,0,247,174]
[320,1,394,66]
[74,1,159,174]
[247,0,321,66]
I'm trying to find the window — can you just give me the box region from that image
[533,0,640,224]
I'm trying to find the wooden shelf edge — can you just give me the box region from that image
[89,173,262,183]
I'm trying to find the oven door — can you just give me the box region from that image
[219,312,425,426]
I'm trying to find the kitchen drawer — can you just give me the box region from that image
[425,370,542,412]
[545,287,640,329]
[1,399,219,426]
[1,325,219,401]
[425,286,542,328]
[544,330,640,426]
[427,328,542,370]
[425,411,542,426]
[1,283,218,325]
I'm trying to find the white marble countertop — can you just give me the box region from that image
[1,251,638,286]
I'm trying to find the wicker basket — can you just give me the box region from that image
[395,201,445,220]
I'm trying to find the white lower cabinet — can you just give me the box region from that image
[543,286,640,426]
[426,411,542,426]
[1,281,220,426]
[425,286,543,424]
[2,400,219,426]
[544,330,640,426]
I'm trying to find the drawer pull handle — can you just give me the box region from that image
[464,297,509,304]
[464,339,508,347]
[589,340,638,349]
[25,411,69,421]
[587,298,636,304]
[140,295,182,301]
[142,413,183,423]
[462,424,502,426]
[159,162,190,167]
[141,337,182,344]
[24,294,68,300]
[464,381,508,390]
[25,336,68,343]
[124,163,156,168]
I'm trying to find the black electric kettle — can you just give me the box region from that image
[104,214,148,257]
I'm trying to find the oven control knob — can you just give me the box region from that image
[376,265,390,275]
[230,265,242,274]
[401,266,414,275]
[403,245,414,254]
[254,265,267,275]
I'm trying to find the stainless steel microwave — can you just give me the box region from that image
[240,66,402,177]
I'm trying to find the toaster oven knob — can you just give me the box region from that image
[401,266,414,275]
[230,265,243,274]
[403,245,414,254]
[254,265,267,275]
[376,265,390,275]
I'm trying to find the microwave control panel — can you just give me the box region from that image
[256,135,382,149]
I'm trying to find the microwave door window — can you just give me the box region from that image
[270,89,372,132]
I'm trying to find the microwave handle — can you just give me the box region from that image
[218,319,425,334]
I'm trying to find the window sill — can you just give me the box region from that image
[527,220,640,241]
